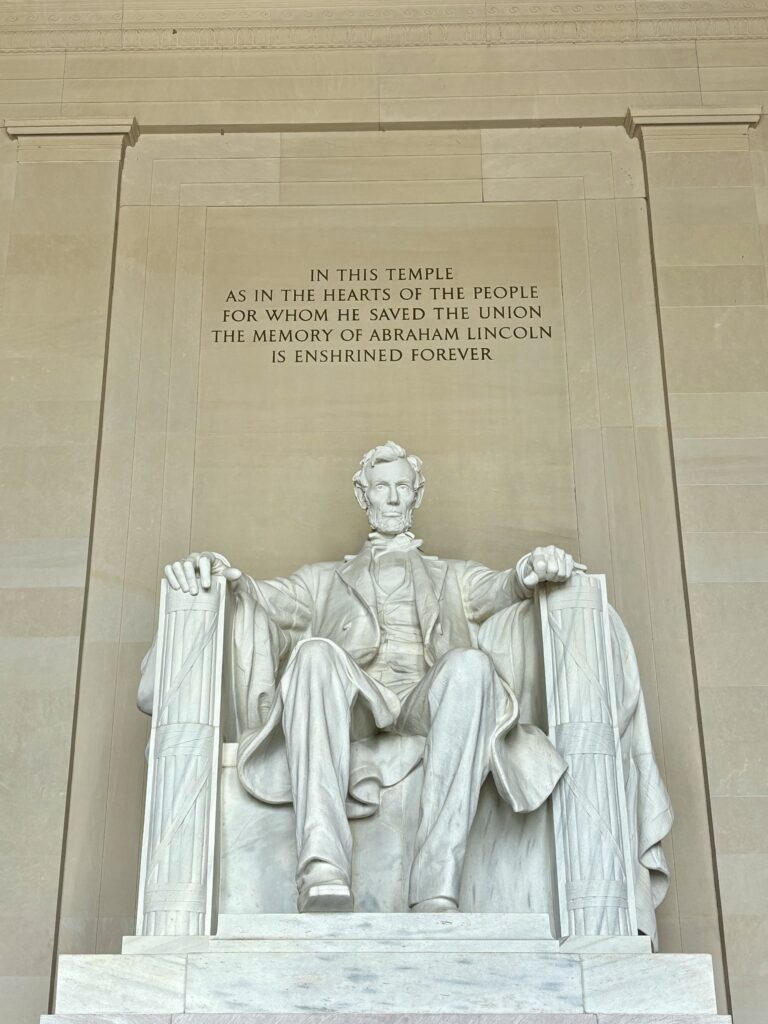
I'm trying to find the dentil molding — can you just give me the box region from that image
[2,0,768,49]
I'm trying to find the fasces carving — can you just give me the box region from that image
[136,581,226,936]
[138,442,672,942]
[540,574,638,938]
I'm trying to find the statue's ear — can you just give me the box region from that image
[354,482,368,511]
[414,487,425,510]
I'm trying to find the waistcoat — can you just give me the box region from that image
[367,553,428,696]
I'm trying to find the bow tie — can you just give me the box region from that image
[368,531,423,559]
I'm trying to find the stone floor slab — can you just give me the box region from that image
[582,956,718,1015]
[54,956,186,1015]
[184,952,583,1014]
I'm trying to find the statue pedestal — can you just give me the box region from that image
[64,573,722,1024]
[46,914,725,1022]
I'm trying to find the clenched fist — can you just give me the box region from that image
[519,545,585,589]
[163,551,243,596]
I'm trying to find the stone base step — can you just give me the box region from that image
[123,912,559,955]
[42,1013,734,1024]
[217,911,555,939]
[122,914,652,956]
[53,950,719,1018]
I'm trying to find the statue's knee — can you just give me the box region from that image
[282,639,345,706]
[440,648,494,693]
[292,638,338,670]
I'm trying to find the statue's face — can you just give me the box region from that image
[363,458,419,535]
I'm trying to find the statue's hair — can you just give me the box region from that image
[353,441,425,505]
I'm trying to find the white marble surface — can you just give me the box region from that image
[137,580,226,937]
[219,763,555,916]
[42,1017,173,1023]
[53,949,723,1017]
[55,955,186,1014]
[122,911,558,955]
[184,951,583,1014]
[129,937,560,953]
[214,912,554,939]
[169,1017,600,1024]
[123,935,212,954]
[540,573,637,938]
[582,955,718,1014]
[176,1017,600,1024]
[596,1016,732,1023]
[560,936,653,953]
[181,1017,729,1024]
[43,1017,173,1023]
[41,1014,733,1024]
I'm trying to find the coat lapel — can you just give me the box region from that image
[337,548,378,621]
[337,545,448,654]
[411,552,448,648]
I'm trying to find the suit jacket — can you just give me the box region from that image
[233,542,567,816]
[241,543,528,668]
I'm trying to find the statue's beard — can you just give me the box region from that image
[367,506,414,535]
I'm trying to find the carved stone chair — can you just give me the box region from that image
[135,572,670,946]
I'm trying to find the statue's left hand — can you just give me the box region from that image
[520,545,585,588]
[164,551,243,596]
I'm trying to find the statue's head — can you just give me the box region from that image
[353,441,425,536]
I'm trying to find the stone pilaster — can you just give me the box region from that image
[0,116,137,1024]
[628,105,765,1022]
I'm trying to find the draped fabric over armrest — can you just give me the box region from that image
[478,596,672,949]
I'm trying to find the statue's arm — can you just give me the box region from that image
[461,559,533,622]
[463,545,583,622]
[243,568,313,633]
[137,553,314,718]
[161,550,314,632]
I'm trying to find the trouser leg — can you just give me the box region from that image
[281,638,358,891]
[400,648,496,906]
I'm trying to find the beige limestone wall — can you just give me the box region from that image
[52,123,725,1014]
[0,43,716,130]
[1,21,768,1024]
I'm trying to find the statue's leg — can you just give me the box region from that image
[281,638,358,912]
[400,648,496,910]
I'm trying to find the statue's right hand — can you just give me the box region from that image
[163,551,242,596]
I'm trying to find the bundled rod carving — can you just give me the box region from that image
[136,577,226,936]
[539,572,638,937]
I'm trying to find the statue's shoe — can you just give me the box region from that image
[297,882,355,913]
[411,896,459,913]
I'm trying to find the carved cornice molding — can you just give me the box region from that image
[5,117,139,141]
[4,117,139,161]
[625,107,763,137]
[2,2,768,50]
